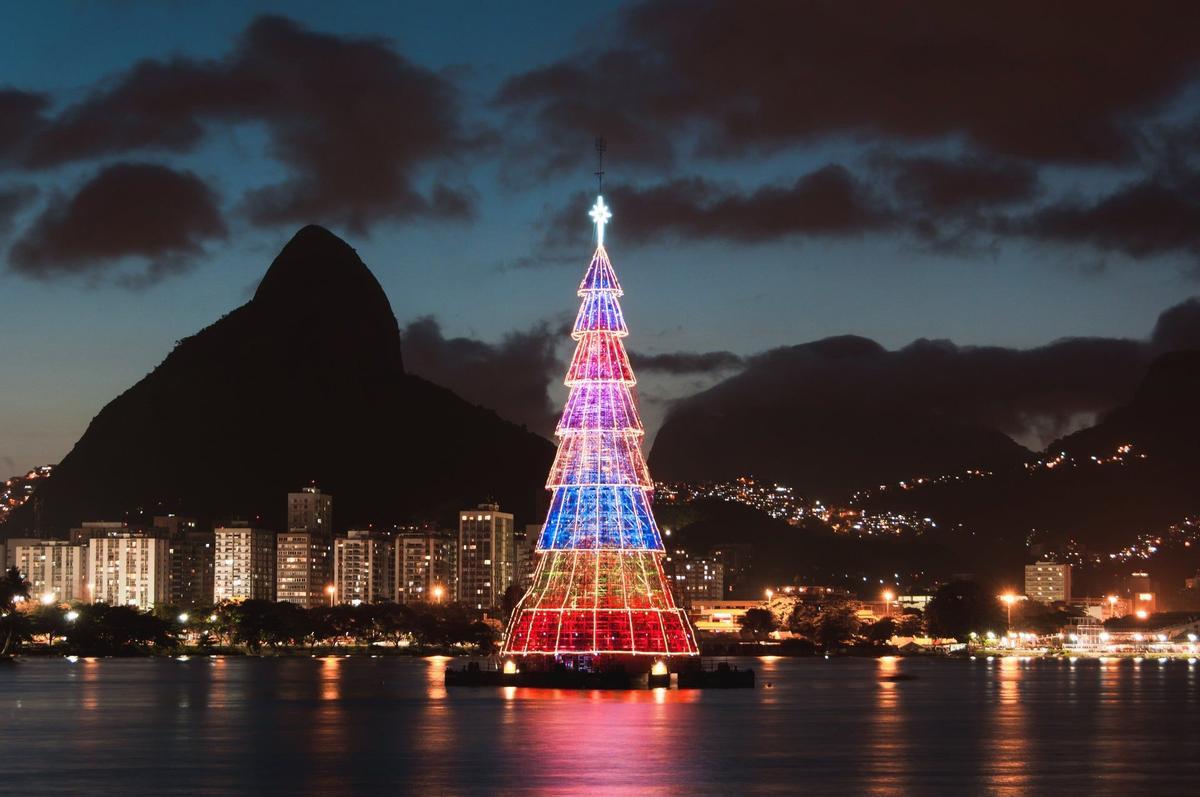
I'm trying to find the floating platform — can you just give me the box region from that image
[445,661,754,690]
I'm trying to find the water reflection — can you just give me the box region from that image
[983,656,1030,794]
[4,656,1200,794]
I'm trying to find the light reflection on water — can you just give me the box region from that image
[3,655,1200,794]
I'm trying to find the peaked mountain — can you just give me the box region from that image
[1052,350,1200,458]
[649,335,1030,499]
[852,351,1200,590]
[5,226,554,534]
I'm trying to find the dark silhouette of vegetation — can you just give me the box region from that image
[788,598,861,648]
[861,617,897,645]
[1,567,32,656]
[895,610,925,636]
[924,580,1005,640]
[739,607,777,641]
[5,597,500,657]
[62,604,176,656]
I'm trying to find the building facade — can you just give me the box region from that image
[214,523,276,602]
[86,535,170,608]
[665,549,725,607]
[288,486,332,534]
[11,540,87,603]
[277,487,334,608]
[458,503,514,609]
[70,521,134,544]
[515,524,539,590]
[276,531,331,608]
[395,530,454,604]
[168,529,215,608]
[333,530,394,604]
[1025,561,1072,604]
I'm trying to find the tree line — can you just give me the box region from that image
[1,567,499,657]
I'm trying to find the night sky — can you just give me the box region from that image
[3,1,1200,478]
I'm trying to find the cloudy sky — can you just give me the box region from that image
[2,1,1199,478]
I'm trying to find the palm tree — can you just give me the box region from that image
[1,566,32,656]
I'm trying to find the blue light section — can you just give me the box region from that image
[578,248,623,295]
[538,485,664,550]
[573,289,627,336]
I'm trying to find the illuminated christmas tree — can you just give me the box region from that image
[502,193,699,669]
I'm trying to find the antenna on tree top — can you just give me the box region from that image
[594,137,606,194]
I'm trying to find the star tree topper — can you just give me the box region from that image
[589,195,612,246]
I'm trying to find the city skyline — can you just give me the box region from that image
[5,1,1200,477]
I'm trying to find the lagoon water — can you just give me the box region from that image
[2,655,1199,795]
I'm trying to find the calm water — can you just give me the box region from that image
[2,655,1199,795]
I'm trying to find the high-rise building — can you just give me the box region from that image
[288,486,332,533]
[86,535,170,608]
[1025,561,1072,604]
[214,523,276,602]
[153,515,199,539]
[515,524,539,589]
[276,531,331,608]
[11,540,88,603]
[277,487,333,608]
[1126,572,1156,615]
[458,503,514,609]
[395,530,454,604]
[333,530,394,604]
[4,538,41,570]
[665,549,725,607]
[167,528,215,609]
[502,194,698,667]
[70,521,139,544]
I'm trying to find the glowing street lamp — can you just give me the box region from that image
[325,584,336,607]
[882,590,894,617]
[765,589,774,601]
[432,585,445,603]
[1000,593,1018,628]
[177,612,189,623]
[40,592,56,606]
[65,610,79,622]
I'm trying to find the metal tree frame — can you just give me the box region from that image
[502,198,699,666]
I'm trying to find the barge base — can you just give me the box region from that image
[445,661,754,690]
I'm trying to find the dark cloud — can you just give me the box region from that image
[19,16,481,233]
[499,0,1200,174]
[629,349,744,374]
[547,166,892,247]
[0,184,38,238]
[1011,172,1200,260]
[882,155,1040,213]
[400,316,566,437]
[9,163,227,287]
[0,89,48,164]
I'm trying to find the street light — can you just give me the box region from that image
[765,589,774,601]
[65,610,79,622]
[882,590,894,617]
[40,592,56,606]
[177,612,189,623]
[1000,593,1018,628]
[325,584,336,607]
[432,585,444,603]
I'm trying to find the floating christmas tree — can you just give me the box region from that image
[502,191,699,669]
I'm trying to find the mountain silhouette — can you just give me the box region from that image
[1052,350,1200,458]
[5,225,554,534]
[648,335,1029,499]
